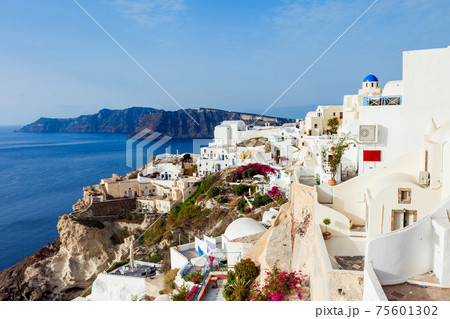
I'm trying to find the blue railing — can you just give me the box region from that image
[193,265,236,301]
[194,268,211,301]
[363,95,402,106]
[192,251,242,301]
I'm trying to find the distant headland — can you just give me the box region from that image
[17,107,295,139]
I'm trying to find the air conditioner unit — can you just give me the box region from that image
[419,171,430,186]
[359,125,378,143]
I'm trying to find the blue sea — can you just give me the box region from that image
[0,126,209,271]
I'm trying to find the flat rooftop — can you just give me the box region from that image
[180,248,200,260]
[110,262,161,278]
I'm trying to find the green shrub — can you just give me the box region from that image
[230,280,251,301]
[143,217,166,246]
[243,168,257,179]
[223,259,258,301]
[222,281,234,300]
[222,271,236,300]
[252,193,272,207]
[233,184,254,196]
[216,195,227,204]
[207,185,223,198]
[234,258,259,283]
[172,283,189,301]
[147,253,163,263]
[125,211,133,221]
[183,271,204,284]
[236,198,247,212]
[105,258,130,273]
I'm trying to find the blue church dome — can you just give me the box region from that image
[363,74,379,82]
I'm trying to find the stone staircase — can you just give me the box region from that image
[350,224,366,238]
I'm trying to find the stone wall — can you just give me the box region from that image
[245,179,363,301]
[289,182,364,301]
[75,198,136,220]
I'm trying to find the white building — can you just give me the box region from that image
[342,46,450,175]
[197,120,303,176]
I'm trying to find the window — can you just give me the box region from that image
[333,112,336,116]
[400,191,408,201]
[314,124,318,128]
[398,188,411,204]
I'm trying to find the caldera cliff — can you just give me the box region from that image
[17,107,294,138]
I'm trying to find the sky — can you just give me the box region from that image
[0,0,449,125]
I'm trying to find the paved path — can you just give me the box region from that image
[203,279,226,301]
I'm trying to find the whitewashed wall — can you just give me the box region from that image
[366,197,449,285]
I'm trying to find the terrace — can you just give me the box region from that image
[363,95,402,106]
[109,261,161,278]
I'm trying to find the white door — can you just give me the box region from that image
[393,212,404,230]
[404,213,415,227]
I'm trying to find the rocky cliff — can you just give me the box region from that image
[0,215,130,301]
[18,107,294,138]
[0,168,245,301]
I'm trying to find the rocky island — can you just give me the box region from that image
[17,107,294,138]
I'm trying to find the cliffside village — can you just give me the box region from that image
[75,46,450,302]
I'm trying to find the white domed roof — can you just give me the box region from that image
[224,217,267,241]
[383,80,403,96]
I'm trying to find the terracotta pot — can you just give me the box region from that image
[323,232,331,240]
[328,179,337,186]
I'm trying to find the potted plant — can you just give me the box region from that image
[321,133,354,186]
[322,218,331,240]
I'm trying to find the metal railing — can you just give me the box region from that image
[363,95,402,106]
[192,251,242,301]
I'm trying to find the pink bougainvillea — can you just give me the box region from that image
[185,285,201,301]
[249,264,304,301]
[235,163,277,179]
[267,186,286,205]
[208,256,215,268]
[267,186,282,198]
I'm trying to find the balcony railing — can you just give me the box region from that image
[363,95,402,106]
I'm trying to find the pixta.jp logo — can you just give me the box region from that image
[126,129,172,168]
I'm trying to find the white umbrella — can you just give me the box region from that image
[191,255,208,267]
